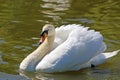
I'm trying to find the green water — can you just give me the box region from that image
[0,0,120,80]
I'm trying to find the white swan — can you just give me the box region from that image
[19,24,120,73]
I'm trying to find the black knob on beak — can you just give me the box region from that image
[40,30,48,37]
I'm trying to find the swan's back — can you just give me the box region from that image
[36,24,106,73]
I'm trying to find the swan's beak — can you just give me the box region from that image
[39,30,48,45]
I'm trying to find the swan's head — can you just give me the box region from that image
[39,24,55,45]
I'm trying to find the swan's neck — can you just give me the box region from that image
[20,35,55,71]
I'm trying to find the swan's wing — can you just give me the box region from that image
[36,25,106,73]
[53,24,89,49]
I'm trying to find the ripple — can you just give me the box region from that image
[0,72,27,80]
[36,19,49,23]
[32,43,39,47]
[14,45,32,51]
[0,38,6,44]
[66,18,94,24]
[42,0,70,4]
[32,37,40,40]
[90,68,111,74]
[0,51,8,64]
[105,38,120,44]
[11,20,23,24]
[41,0,70,11]
[22,46,32,51]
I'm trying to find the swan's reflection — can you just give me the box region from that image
[19,68,112,80]
[19,70,86,80]
[19,70,38,80]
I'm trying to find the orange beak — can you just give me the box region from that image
[39,30,48,45]
[39,33,47,44]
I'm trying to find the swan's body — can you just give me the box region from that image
[20,24,120,73]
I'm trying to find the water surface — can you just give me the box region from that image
[0,0,120,80]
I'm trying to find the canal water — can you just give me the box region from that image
[0,0,120,80]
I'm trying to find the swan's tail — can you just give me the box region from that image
[102,50,120,59]
[90,50,120,66]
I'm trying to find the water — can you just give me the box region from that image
[0,0,120,80]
